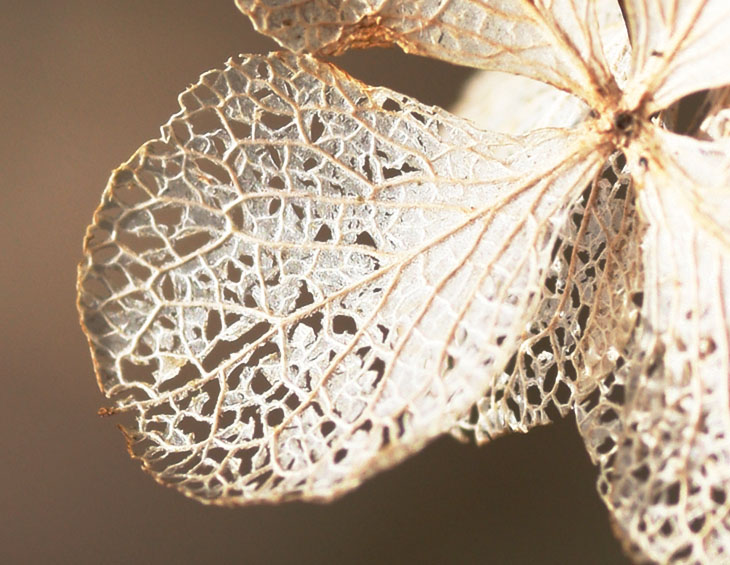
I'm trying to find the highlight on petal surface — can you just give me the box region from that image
[236,0,624,107]
[77,52,606,504]
[450,70,588,134]
[578,128,730,562]
[623,0,730,112]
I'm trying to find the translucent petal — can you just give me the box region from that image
[454,153,642,442]
[623,0,730,112]
[76,52,605,504]
[578,128,730,562]
[450,70,589,134]
[236,0,624,106]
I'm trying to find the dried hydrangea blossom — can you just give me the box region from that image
[77,1,730,562]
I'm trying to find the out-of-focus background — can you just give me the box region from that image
[1,2,630,563]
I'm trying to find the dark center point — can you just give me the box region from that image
[613,111,634,132]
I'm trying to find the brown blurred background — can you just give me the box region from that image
[1,2,629,563]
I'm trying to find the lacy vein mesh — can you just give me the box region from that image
[77,52,602,504]
[453,152,641,442]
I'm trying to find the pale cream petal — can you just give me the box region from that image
[450,70,589,134]
[578,127,730,562]
[77,52,606,504]
[624,0,730,112]
[454,152,642,443]
[236,0,624,106]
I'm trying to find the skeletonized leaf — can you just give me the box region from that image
[454,153,642,442]
[579,128,730,562]
[77,52,606,503]
[236,0,623,106]
[623,0,730,112]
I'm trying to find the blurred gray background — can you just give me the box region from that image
[1,2,629,563]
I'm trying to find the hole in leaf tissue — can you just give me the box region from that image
[200,378,222,416]
[670,545,693,561]
[189,108,224,135]
[159,361,201,393]
[314,224,333,242]
[227,362,247,391]
[355,231,377,248]
[237,447,258,475]
[369,358,386,387]
[121,358,156,386]
[268,175,285,190]
[526,385,541,405]
[293,280,314,310]
[712,487,727,504]
[334,449,348,463]
[357,419,373,433]
[179,416,211,443]
[309,114,325,142]
[600,408,618,423]
[265,146,282,168]
[284,394,300,410]
[247,470,274,491]
[606,384,625,405]
[506,397,521,421]
[117,231,165,255]
[291,203,305,220]
[333,314,357,335]
[260,111,291,130]
[555,380,571,404]
[320,420,335,437]
[251,370,272,394]
[219,410,236,429]
[268,197,281,214]
[631,464,650,483]
[203,321,272,372]
[542,364,558,392]
[229,120,252,139]
[267,383,287,402]
[660,520,673,536]
[241,406,264,439]
[381,98,401,112]
[597,437,615,454]
[266,408,284,426]
[196,158,231,185]
[295,312,324,337]
[247,340,280,367]
[666,482,681,505]
[689,515,706,533]
[227,261,242,283]
[152,205,183,232]
[205,309,222,341]
[382,163,418,179]
[173,231,213,256]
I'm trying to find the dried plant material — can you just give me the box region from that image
[450,71,589,134]
[77,52,604,502]
[78,1,730,562]
[578,130,730,562]
[454,153,642,442]
[236,0,623,105]
[622,0,730,112]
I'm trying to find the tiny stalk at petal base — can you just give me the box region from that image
[77,1,730,563]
